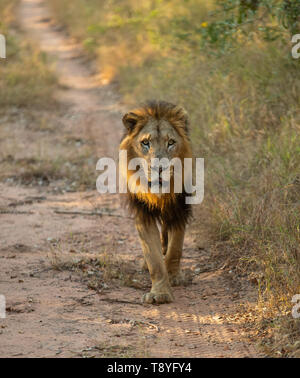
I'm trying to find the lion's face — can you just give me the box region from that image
[134,119,180,160]
[132,119,183,188]
[120,101,193,199]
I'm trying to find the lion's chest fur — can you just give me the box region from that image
[127,191,191,229]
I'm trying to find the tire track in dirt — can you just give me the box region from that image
[0,0,260,357]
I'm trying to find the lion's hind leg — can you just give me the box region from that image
[161,222,168,256]
[164,226,185,286]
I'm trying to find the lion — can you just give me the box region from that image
[119,101,193,304]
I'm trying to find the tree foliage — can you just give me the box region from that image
[199,0,300,48]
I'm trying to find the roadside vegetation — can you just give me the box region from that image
[0,0,56,108]
[48,0,300,356]
[0,0,98,192]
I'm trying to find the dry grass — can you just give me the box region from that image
[0,0,57,110]
[0,2,89,192]
[0,108,99,191]
[259,316,300,357]
[0,0,97,192]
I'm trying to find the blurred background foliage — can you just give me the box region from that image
[14,0,300,355]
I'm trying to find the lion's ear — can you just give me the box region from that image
[122,112,140,133]
[175,106,189,134]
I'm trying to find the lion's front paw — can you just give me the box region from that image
[142,291,174,304]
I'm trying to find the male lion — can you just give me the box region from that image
[119,101,193,304]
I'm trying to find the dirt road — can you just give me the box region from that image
[0,0,260,357]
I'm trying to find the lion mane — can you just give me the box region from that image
[119,100,193,230]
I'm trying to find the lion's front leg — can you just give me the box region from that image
[164,226,185,286]
[136,216,173,304]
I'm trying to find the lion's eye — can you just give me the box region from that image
[141,139,150,147]
[168,139,175,147]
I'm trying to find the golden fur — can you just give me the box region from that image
[120,101,193,304]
